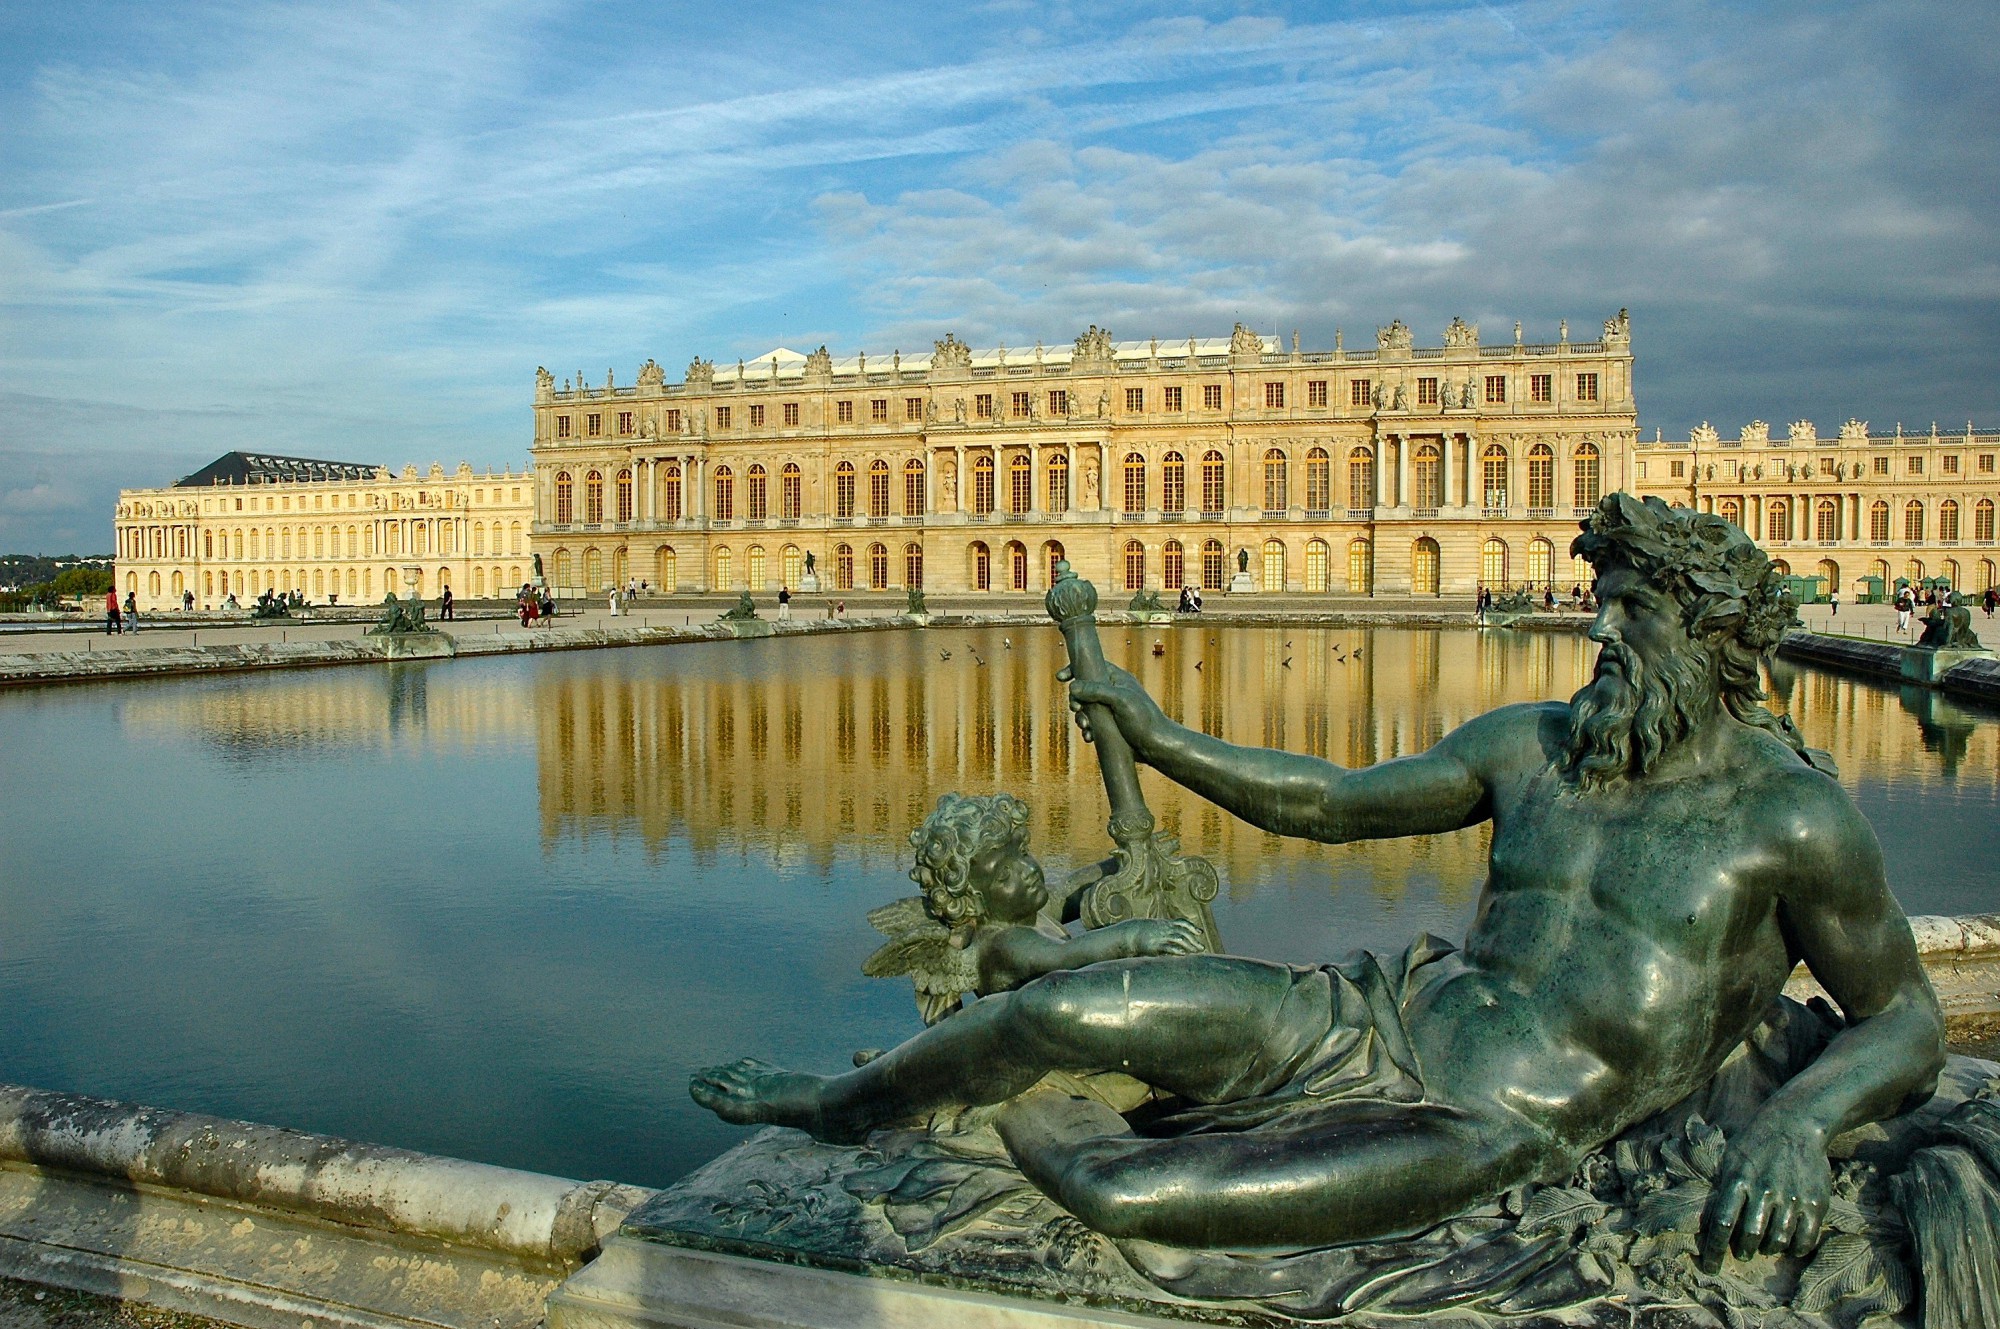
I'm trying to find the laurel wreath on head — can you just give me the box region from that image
[1572,493,1799,654]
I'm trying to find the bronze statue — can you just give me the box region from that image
[690,495,1945,1287]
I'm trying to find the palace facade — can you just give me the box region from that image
[527,314,1640,597]
[114,452,536,610]
[1631,420,2000,597]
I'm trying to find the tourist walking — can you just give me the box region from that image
[1896,586,1914,633]
[778,586,792,621]
[1829,589,1839,617]
[440,586,454,621]
[122,590,139,632]
[104,588,121,635]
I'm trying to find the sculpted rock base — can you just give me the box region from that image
[636,999,1998,1327]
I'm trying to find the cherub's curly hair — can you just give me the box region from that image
[908,793,1031,931]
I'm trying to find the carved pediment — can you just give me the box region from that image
[805,346,833,380]
[1442,317,1477,349]
[1073,325,1115,365]
[1377,319,1412,353]
[637,359,666,391]
[685,357,715,389]
[1229,323,1265,359]
[931,334,972,374]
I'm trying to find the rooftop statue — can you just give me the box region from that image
[681,495,1989,1326]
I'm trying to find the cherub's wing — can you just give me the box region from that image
[861,911,980,1025]
[866,896,933,938]
[862,924,954,978]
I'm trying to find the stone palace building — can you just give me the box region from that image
[527,315,1639,598]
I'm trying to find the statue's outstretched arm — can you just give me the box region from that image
[1700,777,1945,1269]
[1067,671,1536,842]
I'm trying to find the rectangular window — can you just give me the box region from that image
[1530,374,1553,404]
[1125,387,1144,412]
[837,400,854,423]
[905,397,923,421]
[870,398,889,422]
[749,404,765,426]
[557,416,572,438]
[1670,460,1685,478]
[1048,390,1068,416]
[1163,385,1183,411]
[1417,377,1439,407]
[1350,379,1372,407]
[1307,380,1327,407]
[1637,462,1648,479]
[666,409,682,433]
[975,393,993,419]
[587,413,602,436]
[1943,454,1959,474]
[1980,453,1995,473]
[1203,383,1223,410]
[783,402,799,426]
[1908,456,1924,475]
[1010,391,1031,419]
[1873,456,1888,475]
[1484,375,1506,404]
[715,406,731,430]
[1575,373,1599,402]
[617,411,634,435]
[1264,381,1285,408]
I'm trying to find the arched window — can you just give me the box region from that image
[1202,538,1226,590]
[1943,558,1959,588]
[662,464,683,521]
[1481,538,1508,586]
[1201,451,1225,513]
[713,466,734,521]
[1720,498,1742,529]
[971,542,991,591]
[781,463,802,520]
[869,459,891,518]
[612,548,627,586]
[1528,537,1553,586]
[1904,557,1925,584]
[1123,452,1147,515]
[1043,541,1066,588]
[1348,539,1373,594]
[747,465,768,521]
[904,543,923,589]
[1304,538,1329,592]
[656,546,677,590]
[1870,501,1890,542]
[1261,539,1285,591]
[149,571,162,596]
[1124,540,1147,592]
[782,544,803,588]
[584,547,603,588]
[1817,559,1840,595]
[1262,449,1288,512]
[835,461,856,519]
[472,522,486,556]
[972,455,995,516]
[1976,500,1995,543]
[1766,498,1790,544]
[868,541,889,589]
[834,543,854,590]
[1162,452,1186,513]
[585,471,605,524]
[615,469,633,522]
[1904,501,1925,543]
[1412,538,1441,595]
[1349,447,1376,510]
[554,472,573,523]
[1940,500,1960,542]
[712,546,732,588]
[1008,541,1028,591]
[1046,453,1070,512]
[1981,559,1997,593]
[1010,453,1032,514]
[905,459,927,516]
[1164,539,1184,588]
[1412,443,1442,510]
[1573,442,1601,508]
[747,545,766,589]
[1816,499,1839,544]
[1306,447,1331,513]
[1527,444,1554,510]
[1481,446,1509,510]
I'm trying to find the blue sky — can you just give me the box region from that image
[1,0,1995,553]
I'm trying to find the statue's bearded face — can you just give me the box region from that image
[1565,566,1718,790]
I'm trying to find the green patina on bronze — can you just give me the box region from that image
[681,494,2000,1326]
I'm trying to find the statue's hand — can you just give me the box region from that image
[1117,917,1206,957]
[1059,664,1168,754]
[1699,1121,1832,1268]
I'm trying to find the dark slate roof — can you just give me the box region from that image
[175,452,383,487]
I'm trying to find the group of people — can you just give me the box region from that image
[516,584,557,627]
[102,589,138,634]
[1175,585,1204,614]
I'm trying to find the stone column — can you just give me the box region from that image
[1442,435,1459,508]
[1065,444,1077,513]
[954,445,966,514]
[1396,433,1410,510]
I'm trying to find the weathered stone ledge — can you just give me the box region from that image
[1778,630,2000,708]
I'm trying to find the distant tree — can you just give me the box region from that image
[48,566,114,598]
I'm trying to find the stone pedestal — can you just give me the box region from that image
[379,631,455,659]
[716,620,774,639]
[800,573,820,593]
[1227,572,1256,595]
[1902,645,1996,684]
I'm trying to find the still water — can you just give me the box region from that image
[0,626,1994,1188]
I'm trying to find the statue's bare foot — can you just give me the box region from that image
[689,1059,830,1135]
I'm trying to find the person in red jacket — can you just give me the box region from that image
[104,589,122,635]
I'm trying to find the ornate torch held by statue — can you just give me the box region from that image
[1045,560,1222,951]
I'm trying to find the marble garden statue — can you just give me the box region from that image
[667,494,2000,1327]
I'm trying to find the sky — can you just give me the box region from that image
[1,1,1995,554]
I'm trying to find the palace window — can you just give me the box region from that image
[1412,444,1441,510]
[870,399,889,423]
[712,467,733,521]
[1905,501,1925,542]
[834,543,854,590]
[905,397,923,422]
[1202,539,1226,590]
[905,459,926,516]
[905,543,923,590]
[1944,455,1959,474]
[1980,454,1996,473]
[1482,538,1508,585]
[1010,454,1032,514]
[972,542,991,590]
[1908,455,1924,475]
[1262,540,1286,591]
[830,462,855,519]
[784,402,799,426]
[618,411,634,435]
[1124,540,1146,592]
[868,542,889,590]
[1485,375,1506,404]
[715,406,731,430]
[869,459,891,517]
[973,455,995,515]
[1307,380,1328,407]
[976,394,994,419]
[1048,390,1068,417]
[1126,387,1144,412]
[837,400,854,423]
[1203,384,1223,410]
[747,465,768,520]
[1201,451,1225,513]
[781,464,802,519]
[1263,449,1287,511]
[1530,374,1552,404]
[1873,456,1889,475]
[616,469,633,522]
[1349,447,1376,508]
[1264,382,1285,408]
[1940,500,1960,542]
[1573,443,1601,507]
[749,404,765,427]
[557,416,572,439]
[1482,446,1509,509]
[1123,453,1147,514]
[1720,499,1742,529]
[1305,539,1330,593]
[1870,501,1890,542]
[1046,454,1069,512]
[1767,499,1791,544]
[1164,385,1183,412]
[1976,500,1995,542]
[587,413,602,437]
[1528,444,1554,509]
[1350,379,1373,407]
[585,471,605,523]
[1575,373,1598,403]
[1164,540,1184,588]
[1011,391,1031,419]
[1670,460,1684,478]
[666,409,682,433]
[1417,377,1439,408]
[663,465,682,520]
[1162,452,1186,513]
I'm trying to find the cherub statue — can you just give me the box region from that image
[865,793,1203,1025]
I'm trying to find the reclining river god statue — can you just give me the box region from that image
[673,494,1994,1327]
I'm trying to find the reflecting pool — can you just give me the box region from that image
[0,626,1994,1188]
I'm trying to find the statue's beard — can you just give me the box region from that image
[1565,641,1715,789]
